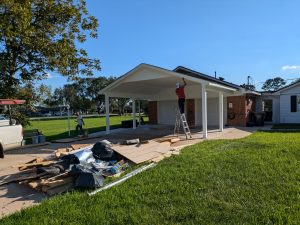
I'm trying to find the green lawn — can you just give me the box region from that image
[25,115,141,141]
[2,132,300,224]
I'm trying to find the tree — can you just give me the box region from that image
[240,83,256,91]
[36,84,52,106]
[44,76,117,113]
[0,0,100,97]
[262,77,286,91]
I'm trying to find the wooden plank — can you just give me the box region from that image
[56,148,73,153]
[18,161,55,171]
[42,172,69,182]
[28,180,43,189]
[171,138,181,143]
[45,182,74,196]
[71,144,92,150]
[111,141,171,164]
[41,176,74,188]
[0,171,47,186]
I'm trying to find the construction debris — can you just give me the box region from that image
[3,138,182,196]
[88,163,157,196]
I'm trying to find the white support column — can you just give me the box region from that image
[219,92,224,132]
[138,100,141,126]
[202,84,208,139]
[132,99,136,129]
[105,94,110,134]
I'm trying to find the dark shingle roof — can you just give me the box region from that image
[173,66,241,90]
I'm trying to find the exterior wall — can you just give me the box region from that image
[256,95,280,124]
[279,85,300,123]
[195,97,227,127]
[154,97,228,127]
[157,99,195,126]
[157,100,177,125]
[148,101,158,124]
[186,99,195,126]
[227,95,256,126]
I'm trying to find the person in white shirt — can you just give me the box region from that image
[76,112,85,135]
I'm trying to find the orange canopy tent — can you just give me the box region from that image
[0,99,26,105]
[0,99,25,124]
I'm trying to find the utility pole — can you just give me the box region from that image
[67,104,70,137]
[247,76,251,86]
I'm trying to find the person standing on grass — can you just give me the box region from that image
[175,78,187,114]
[76,112,85,135]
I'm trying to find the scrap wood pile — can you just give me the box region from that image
[1,137,182,196]
[1,142,131,196]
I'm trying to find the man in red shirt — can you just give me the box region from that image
[175,78,187,114]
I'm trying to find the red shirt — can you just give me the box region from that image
[176,87,185,99]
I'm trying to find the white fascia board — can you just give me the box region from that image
[208,82,238,92]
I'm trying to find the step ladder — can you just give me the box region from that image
[174,107,192,139]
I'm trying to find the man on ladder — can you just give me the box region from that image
[175,78,187,114]
[175,78,192,139]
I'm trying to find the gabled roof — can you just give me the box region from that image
[272,80,300,93]
[100,63,239,95]
[174,66,241,90]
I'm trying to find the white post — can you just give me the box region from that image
[67,104,70,137]
[132,98,136,129]
[138,100,141,126]
[105,94,110,134]
[202,84,208,139]
[219,92,224,132]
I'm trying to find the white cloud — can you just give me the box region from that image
[45,73,59,79]
[46,73,52,79]
[282,65,300,71]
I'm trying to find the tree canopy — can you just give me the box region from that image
[240,83,256,91]
[0,0,100,98]
[45,76,117,112]
[261,77,286,91]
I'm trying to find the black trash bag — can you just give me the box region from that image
[91,142,117,161]
[56,154,80,170]
[70,164,104,188]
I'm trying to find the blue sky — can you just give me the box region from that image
[43,0,300,90]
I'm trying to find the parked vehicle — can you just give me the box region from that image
[0,119,23,158]
[42,112,52,117]
[0,114,7,120]
[0,99,25,158]
[54,111,67,116]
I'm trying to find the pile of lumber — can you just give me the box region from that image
[11,158,72,196]
[21,172,74,196]
[1,144,92,196]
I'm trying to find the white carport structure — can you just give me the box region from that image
[99,64,239,139]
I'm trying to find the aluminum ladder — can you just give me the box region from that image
[174,107,192,139]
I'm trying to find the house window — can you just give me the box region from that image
[291,95,297,112]
[298,96,300,111]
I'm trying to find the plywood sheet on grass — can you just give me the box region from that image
[111,141,171,164]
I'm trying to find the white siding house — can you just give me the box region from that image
[258,81,300,124]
